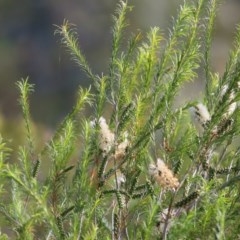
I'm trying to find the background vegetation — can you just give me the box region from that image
[0,0,240,125]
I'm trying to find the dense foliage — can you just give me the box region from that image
[1,0,240,239]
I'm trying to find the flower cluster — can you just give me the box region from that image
[91,117,115,156]
[149,158,179,190]
[220,84,237,118]
[190,84,238,136]
[90,117,129,160]
[190,103,211,135]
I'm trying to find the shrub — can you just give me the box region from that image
[1,0,240,239]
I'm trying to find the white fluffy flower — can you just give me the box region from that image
[149,158,179,190]
[90,117,129,159]
[220,84,237,118]
[190,103,211,135]
[90,117,115,156]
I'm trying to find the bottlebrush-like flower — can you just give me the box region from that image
[90,117,115,155]
[90,117,129,159]
[190,103,211,135]
[220,84,237,118]
[149,158,179,190]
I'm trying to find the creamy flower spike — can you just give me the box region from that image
[91,117,115,156]
[190,103,211,135]
[90,117,129,159]
[220,84,237,118]
[149,158,179,190]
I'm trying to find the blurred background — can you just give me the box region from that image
[0,0,240,128]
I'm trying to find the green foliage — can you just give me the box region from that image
[1,0,240,239]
